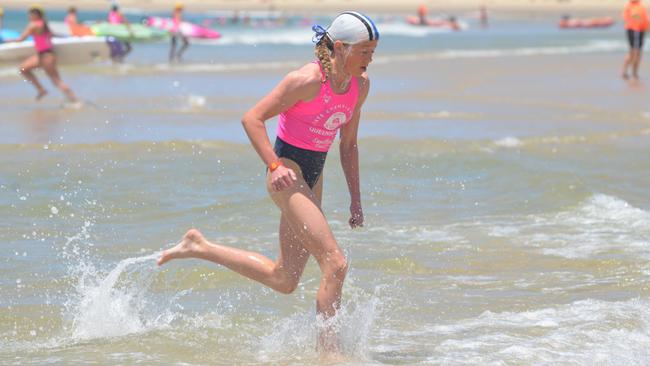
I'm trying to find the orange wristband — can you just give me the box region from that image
[269,160,283,172]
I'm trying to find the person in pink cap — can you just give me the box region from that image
[158,11,379,354]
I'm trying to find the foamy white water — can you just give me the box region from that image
[68,253,170,340]
[427,298,650,365]
[485,194,650,259]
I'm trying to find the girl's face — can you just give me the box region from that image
[29,12,40,21]
[337,40,378,76]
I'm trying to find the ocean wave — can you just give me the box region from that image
[0,39,625,79]
[427,297,650,365]
[487,127,650,151]
[133,40,630,74]
[0,139,249,152]
[208,30,314,46]
[0,66,19,77]
[151,60,301,73]
[192,21,468,46]
[375,40,624,65]
[493,136,523,148]
[488,194,650,259]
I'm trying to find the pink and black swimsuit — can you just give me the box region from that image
[32,20,53,55]
[274,61,359,188]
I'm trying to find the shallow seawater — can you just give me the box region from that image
[1,7,650,365]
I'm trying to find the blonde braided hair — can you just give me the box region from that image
[315,37,333,82]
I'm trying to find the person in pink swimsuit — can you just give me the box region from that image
[7,6,77,102]
[157,11,379,354]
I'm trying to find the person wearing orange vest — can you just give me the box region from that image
[622,0,649,80]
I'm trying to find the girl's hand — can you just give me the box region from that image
[270,165,297,192]
[349,202,364,228]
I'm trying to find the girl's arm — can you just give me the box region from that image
[339,75,370,228]
[6,22,36,43]
[241,65,320,190]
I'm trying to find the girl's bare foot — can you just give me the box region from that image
[157,229,207,266]
[63,89,77,103]
[36,89,48,101]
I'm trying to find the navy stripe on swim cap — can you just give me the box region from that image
[359,12,380,40]
[342,11,379,41]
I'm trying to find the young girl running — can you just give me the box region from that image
[8,7,77,102]
[158,11,379,353]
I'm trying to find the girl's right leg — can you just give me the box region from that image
[267,160,348,353]
[158,159,346,350]
[267,160,348,319]
[19,55,47,100]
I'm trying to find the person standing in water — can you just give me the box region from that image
[169,2,190,63]
[6,6,77,102]
[417,4,428,25]
[622,0,649,80]
[158,11,379,354]
[108,4,132,62]
[479,6,489,28]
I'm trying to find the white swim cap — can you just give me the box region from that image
[313,11,379,45]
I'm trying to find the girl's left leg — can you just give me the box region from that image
[41,53,77,102]
[632,49,642,79]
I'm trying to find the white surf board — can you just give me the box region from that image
[0,36,110,64]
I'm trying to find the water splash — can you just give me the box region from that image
[256,285,383,362]
[65,253,180,340]
[493,136,523,148]
[186,94,207,109]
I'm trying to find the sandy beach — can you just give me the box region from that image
[0,0,629,14]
